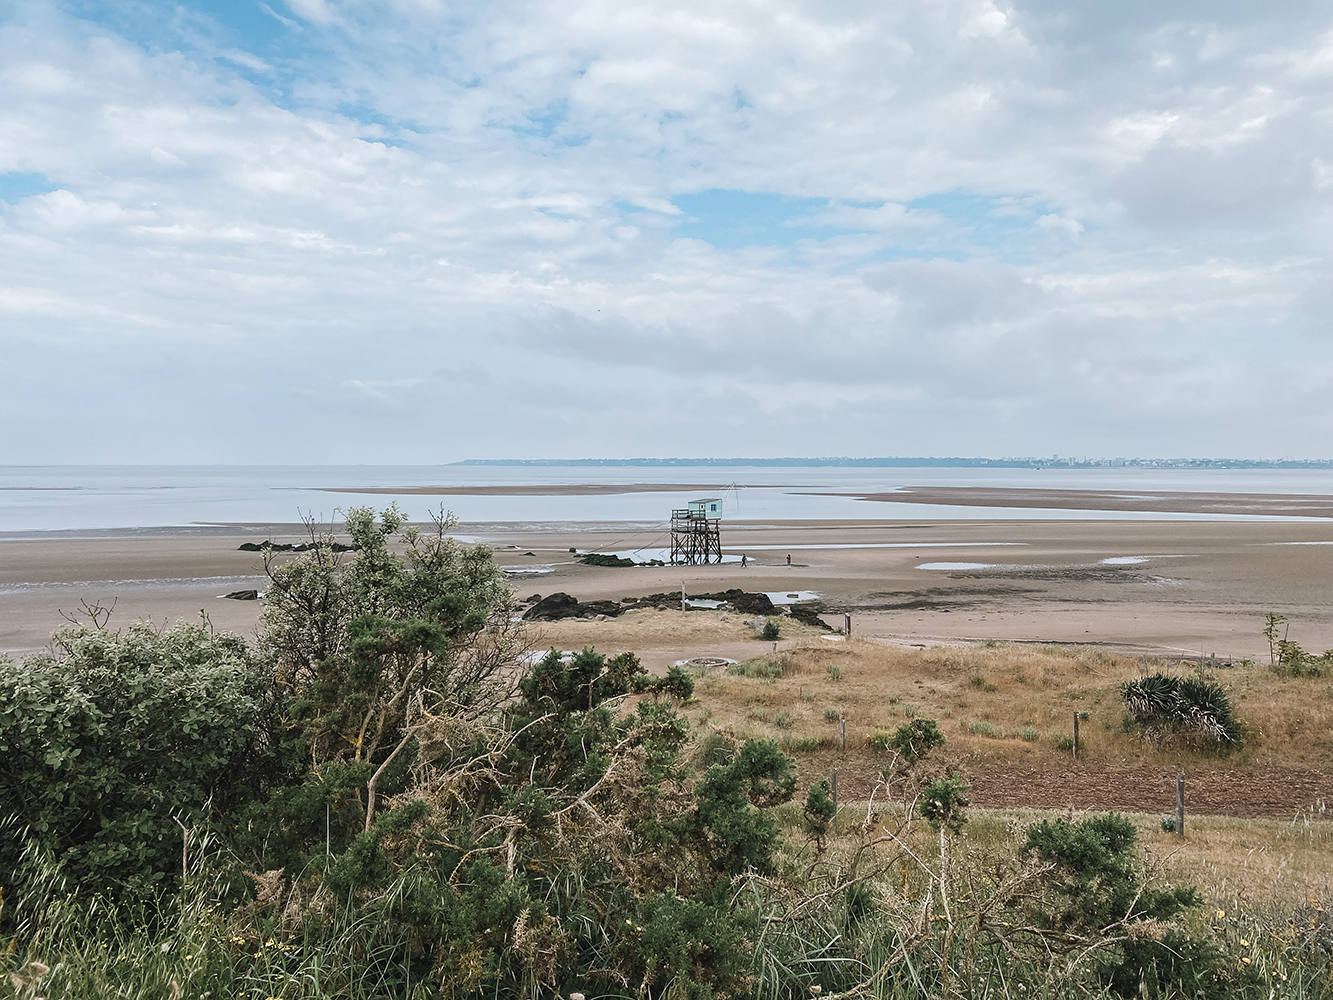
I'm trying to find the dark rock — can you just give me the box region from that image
[522,593,626,621]
[222,590,260,601]
[789,603,835,631]
[635,589,775,615]
[524,593,581,620]
[237,540,357,553]
[580,553,635,567]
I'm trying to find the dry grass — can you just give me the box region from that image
[904,807,1333,911]
[678,637,1333,768]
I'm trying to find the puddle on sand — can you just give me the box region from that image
[916,562,998,571]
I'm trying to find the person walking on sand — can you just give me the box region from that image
[786,553,791,566]
[741,554,747,568]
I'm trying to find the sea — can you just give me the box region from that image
[4,465,1333,534]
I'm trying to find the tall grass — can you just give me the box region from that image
[1,830,434,1000]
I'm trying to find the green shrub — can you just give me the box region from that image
[968,721,999,737]
[1120,672,1243,746]
[1022,813,1221,995]
[0,620,290,900]
[1017,726,1040,742]
[823,706,841,722]
[1271,642,1333,677]
[802,777,837,851]
[918,773,970,834]
[868,718,946,765]
[762,619,781,641]
[826,664,842,681]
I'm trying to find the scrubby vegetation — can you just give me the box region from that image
[3,511,1333,998]
[1119,673,1244,747]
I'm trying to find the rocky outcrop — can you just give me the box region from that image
[626,589,776,615]
[237,541,358,553]
[522,593,625,621]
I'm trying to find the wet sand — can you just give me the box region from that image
[316,483,795,496]
[815,485,1333,518]
[5,517,1333,661]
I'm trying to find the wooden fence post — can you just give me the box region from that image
[1176,772,1185,839]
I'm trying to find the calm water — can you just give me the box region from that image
[4,465,1333,533]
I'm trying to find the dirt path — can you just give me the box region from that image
[791,750,1333,818]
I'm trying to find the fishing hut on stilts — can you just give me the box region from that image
[670,498,722,565]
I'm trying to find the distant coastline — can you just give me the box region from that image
[453,457,1333,469]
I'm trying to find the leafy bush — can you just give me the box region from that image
[0,621,290,900]
[967,721,999,737]
[1017,726,1040,742]
[762,619,781,641]
[868,717,947,765]
[823,706,840,722]
[1271,642,1333,677]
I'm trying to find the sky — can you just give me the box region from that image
[2,0,1332,464]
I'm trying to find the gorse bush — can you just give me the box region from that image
[867,717,946,764]
[1022,814,1226,996]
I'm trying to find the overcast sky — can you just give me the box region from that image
[2,0,1332,463]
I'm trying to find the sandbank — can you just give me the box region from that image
[6,516,1333,664]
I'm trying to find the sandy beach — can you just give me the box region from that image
[5,514,1333,663]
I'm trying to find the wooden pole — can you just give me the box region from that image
[831,770,838,829]
[844,613,852,637]
[839,713,846,751]
[681,581,686,614]
[1176,772,1185,839]
[1073,712,1079,759]
[173,817,189,882]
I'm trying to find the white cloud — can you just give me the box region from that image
[0,0,1331,462]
